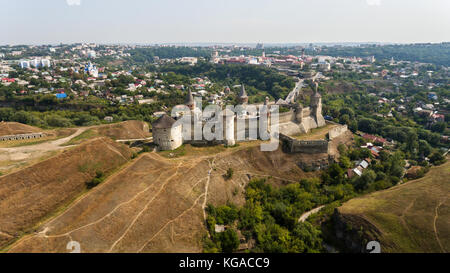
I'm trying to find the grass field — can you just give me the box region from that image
[158,141,265,159]
[337,158,450,253]
[63,129,99,146]
[293,123,338,140]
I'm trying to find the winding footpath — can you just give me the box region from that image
[298,205,325,223]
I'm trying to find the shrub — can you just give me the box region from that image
[224,168,234,180]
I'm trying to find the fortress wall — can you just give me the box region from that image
[300,116,318,133]
[293,140,329,154]
[302,107,311,117]
[329,125,348,140]
[280,133,329,154]
[0,132,45,142]
[278,110,295,124]
[297,157,335,171]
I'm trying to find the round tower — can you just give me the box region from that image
[311,82,326,127]
[310,82,321,107]
[152,114,183,151]
[222,108,235,146]
[295,103,304,123]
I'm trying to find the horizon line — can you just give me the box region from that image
[1,41,449,47]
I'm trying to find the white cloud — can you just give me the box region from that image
[66,0,82,6]
[366,0,381,6]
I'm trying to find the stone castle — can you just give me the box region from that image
[152,83,326,151]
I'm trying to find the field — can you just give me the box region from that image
[336,159,450,253]
[0,138,133,250]
[94,120,151,140]
[6,143,324,253]
[0,121,150,174]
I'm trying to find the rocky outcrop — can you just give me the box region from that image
[332,209,382,253]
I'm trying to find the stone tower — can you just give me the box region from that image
[295,103,304,123]
[185,89,195,110]
[311,82,326,127]
[222,108,236,146]
[152,114,183,151]
[238,84,248,105]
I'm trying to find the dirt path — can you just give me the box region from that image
[202,157,216,221]
[107,162,184,252]
[0,127,87,163]
[116,137,153,143]
[137,193,205,253]
[433,198,447,253]
[299,206,325,223]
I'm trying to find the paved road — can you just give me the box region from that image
[285,79,304,104]
[116,137,153,143]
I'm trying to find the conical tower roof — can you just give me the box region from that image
[152,114,177,129]
[239,84,248,99]
[185,89,195,106]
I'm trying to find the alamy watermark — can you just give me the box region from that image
[171,100,280,152]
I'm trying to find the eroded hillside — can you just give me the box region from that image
[0,137,133,249]
[7,145,324,253]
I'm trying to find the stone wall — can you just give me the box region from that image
[280,133,329,154]
[329,124,348,140]
[278,110,295,124]
[297,155,335,171]
[0,132,45,142]
[302,107,311,117]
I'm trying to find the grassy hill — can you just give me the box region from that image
[0,122,42,136]
[7,144,329,253]
[333,159,450,253]
[0,138,133,250]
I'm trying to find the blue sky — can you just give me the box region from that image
[1,0,449,44]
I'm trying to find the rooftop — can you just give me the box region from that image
[152,114,177,129]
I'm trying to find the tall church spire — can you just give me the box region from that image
[238,84,248,105]
[185,88,195,110]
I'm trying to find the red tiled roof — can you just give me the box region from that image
[363,134,387,143]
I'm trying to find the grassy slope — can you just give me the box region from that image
[338,159,450,253]
[0,138,133,250]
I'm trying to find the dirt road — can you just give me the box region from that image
[299,206,325,223]
[0,128,87,167]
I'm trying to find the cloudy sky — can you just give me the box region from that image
[1,0,449,44]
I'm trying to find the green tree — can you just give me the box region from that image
[219,229,240,253]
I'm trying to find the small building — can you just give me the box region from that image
[214,225,225,233]
[359,160,369,169]
[104,116,114,123]
[352,167,363,177]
